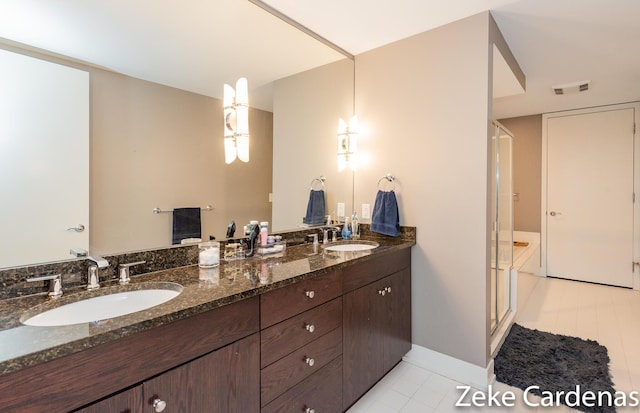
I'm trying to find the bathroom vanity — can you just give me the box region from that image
[0,237,412,413]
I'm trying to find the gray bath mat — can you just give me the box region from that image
[494,324,616,413]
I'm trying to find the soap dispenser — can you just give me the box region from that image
[342,220,351,240]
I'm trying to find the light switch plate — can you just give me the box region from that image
[362,203,370,219]
[268,193,272,202]
[337,202,345,219]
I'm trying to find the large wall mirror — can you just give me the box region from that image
[0,0,354,270]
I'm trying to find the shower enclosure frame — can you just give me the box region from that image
[490,120,515,339]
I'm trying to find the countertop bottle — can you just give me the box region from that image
[342,220,351,240]
[260,221,269,246]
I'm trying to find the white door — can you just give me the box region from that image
[0,49,89,268]
[545,107,635,287]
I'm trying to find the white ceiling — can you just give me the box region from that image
[0,0,638,118]
[0,0,346,110]
[262,0,640,118]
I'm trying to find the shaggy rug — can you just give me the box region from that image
[494,324,616,413]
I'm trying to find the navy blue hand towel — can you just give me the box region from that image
[305,190,326,225]
[371,190,400,237]
[172,207,201,244]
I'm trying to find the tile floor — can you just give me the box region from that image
[347,273,640,412]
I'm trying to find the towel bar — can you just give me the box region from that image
[153,205,213,214]
[377,174,396,191]
[310,176,325,191]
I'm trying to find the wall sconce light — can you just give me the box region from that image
[224,77,249,164]
[337,116,358,172]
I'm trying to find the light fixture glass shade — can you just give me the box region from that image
[224,136,237,164]
[337,116,358,171]
[237,134,249,162]
[223,84,235,107]
[223,78,250,163]
[236,105,249,136]
[235,78,248,105]
[223,84,235,139]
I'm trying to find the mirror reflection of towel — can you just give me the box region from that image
[305,190,326,225]
[172,207,201,245]
[371,190,400,237]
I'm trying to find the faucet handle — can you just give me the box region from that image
[118,260,146,285]
[321,228,332,244]
[330,227,340,242]
[307,233,319,245]
[87,265,100,290]
[27,274,63,297]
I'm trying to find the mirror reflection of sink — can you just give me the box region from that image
[21,282,183,327]
[323,241,379,252]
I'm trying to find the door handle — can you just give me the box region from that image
[67,224,85,232]
[549,211,562,217]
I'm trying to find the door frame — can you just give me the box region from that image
[541,102,640,290]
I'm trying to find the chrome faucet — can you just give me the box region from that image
[26,274,63,298]
[118,260,146,285]
[321,226,341,243]
[88,255,109,269]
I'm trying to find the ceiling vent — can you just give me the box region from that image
[551,80,591,95]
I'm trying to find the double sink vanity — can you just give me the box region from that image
[0,232,414,412]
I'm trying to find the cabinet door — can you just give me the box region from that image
[342,278,386,409]
[383,268,412,373]
[72,385,142,413]
[143,333,259,412]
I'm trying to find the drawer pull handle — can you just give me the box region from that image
[306,408,315,413]
[304,356,315,367]
[152,398,167,412]
[378,286,392,296]
[305,323,315,333]
[305,290,315,299]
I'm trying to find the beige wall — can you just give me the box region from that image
[354,13,494,367]
[499,115,542,233]
[90,70,273,254]
[272,59,354,231]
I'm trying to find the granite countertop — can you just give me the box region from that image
[0,236,414,376]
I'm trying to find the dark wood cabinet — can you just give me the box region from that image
[260,272,343,412]
[262,356,343,413]
[384,268,412,372]
[144,333,260,413]
[343,261,411,410]
[73,385,143,413]
[2,247,413,413]
[74,333,260,413]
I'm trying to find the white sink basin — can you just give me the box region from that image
[324,241,379,252]
[21,283,182,327]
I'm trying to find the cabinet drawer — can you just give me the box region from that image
[261,297,342,368]
[342,248,411,293]
[261,271,342,329]
[261,327,342,406]
[262,356,342,413]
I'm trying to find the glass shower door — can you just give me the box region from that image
[491,121,514,333]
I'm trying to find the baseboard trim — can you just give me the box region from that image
[402,344,495,390]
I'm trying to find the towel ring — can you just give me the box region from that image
[377,174,396,192]
[310,176,325,191]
